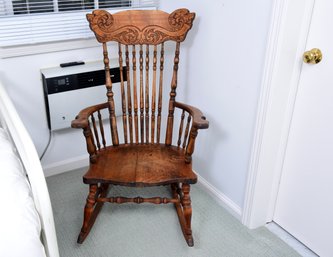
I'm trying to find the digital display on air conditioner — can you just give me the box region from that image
[57,79,66,86]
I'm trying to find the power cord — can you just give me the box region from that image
[40,129,52,161]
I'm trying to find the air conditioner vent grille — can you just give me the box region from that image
[77,70,105,88]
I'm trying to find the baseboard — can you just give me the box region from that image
[196,172,242,220]
[42,154,89,177]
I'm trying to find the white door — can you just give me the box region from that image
[273,1,333,256]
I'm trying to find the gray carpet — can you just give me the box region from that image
[46,168,300,257]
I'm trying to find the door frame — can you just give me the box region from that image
[242,0,315,228]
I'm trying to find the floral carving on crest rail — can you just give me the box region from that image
[86,9,195,45]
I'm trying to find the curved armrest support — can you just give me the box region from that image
[174,101,209,163]
[174,101,209,129]
[71,102,109,164]
[71,102,109,129]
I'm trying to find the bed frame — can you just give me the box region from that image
[0,81,59,257]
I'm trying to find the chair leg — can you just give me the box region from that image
[77,183,109,244]
[172,183,194,247]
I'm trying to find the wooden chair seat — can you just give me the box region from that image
[83,144,197,186]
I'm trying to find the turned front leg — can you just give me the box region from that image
[78,184,98,243]
[181,184,193,239]
[82,184,97,232]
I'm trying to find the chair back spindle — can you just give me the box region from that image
[151,45,158,143]
[118,43,128,144]
[165,42,180,146]
[139,45,144,143]
[157,43,164,144]
[125,45,134,144]
[145,45,150,144]
[103,42,119,146]
[132,45,139,144]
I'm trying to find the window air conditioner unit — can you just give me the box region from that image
[41,60,126,131]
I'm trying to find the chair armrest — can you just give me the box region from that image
[71,102,109,129]
[174,101,209,129]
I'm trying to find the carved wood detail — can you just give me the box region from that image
[86,9,195,45]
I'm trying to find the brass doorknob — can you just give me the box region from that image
[303,48,322,64]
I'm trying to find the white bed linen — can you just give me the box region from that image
[0,128,46,257]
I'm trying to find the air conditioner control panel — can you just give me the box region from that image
[41,60,126,131]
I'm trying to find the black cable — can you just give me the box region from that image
[40,129,52,161]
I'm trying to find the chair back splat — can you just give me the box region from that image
[72,8,209,247]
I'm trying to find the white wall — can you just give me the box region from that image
[160,0,274,210]
[0,0,273,212]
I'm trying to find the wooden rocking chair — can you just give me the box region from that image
[72,8,209,247]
